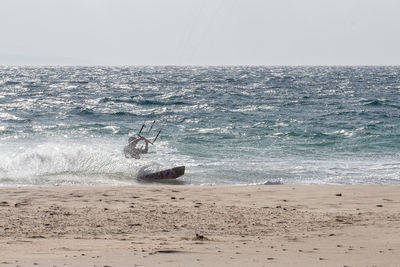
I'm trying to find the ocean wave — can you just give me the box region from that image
[0,142,142,185]
[72,107,95,116]
[0,112,24,121]
[135,99,187,106]
[99,97,136,104]
[1,66,400,185]
[361,99,386,106]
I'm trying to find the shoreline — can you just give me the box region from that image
[1,184,399,266]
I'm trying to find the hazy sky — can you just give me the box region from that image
[1,0,399,65]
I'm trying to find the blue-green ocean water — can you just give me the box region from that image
[0,66,399,186]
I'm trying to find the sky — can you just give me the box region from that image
[1,0,399,65]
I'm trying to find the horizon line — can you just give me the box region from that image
[1,64,400,67]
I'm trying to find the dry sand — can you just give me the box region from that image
[0,185,399,266]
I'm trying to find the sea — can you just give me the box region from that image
[0,66,399,186]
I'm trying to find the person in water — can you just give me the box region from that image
[124,136,150,159]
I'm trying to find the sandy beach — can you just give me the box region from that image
[0,185,399,266]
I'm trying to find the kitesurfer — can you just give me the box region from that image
[124,136,150,159]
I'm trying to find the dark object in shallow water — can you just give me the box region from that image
[263,180,283,185]
[138,166,185,180]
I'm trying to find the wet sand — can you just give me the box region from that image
[0,185,399,266]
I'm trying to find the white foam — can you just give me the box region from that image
[0,112,21,121]
[0,137,193,186]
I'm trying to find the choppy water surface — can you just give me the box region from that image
[0,66,399,185]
